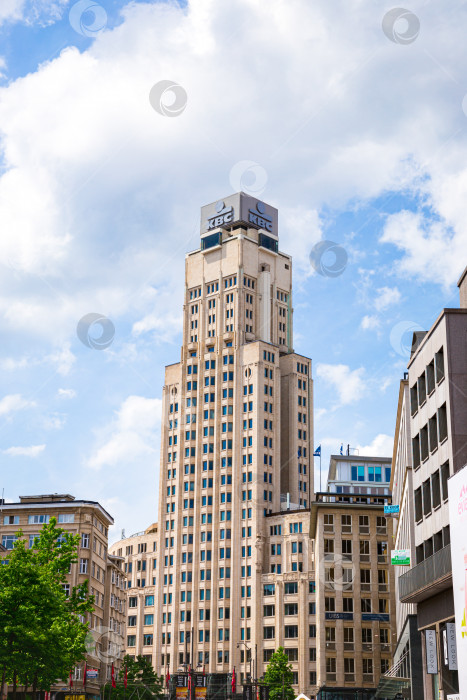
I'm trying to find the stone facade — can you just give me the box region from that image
[0,494,126,694]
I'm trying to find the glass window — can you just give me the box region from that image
[58,514,74,523]
[28,534,39,548]
[28,514,50,524]
[2,535,17,550]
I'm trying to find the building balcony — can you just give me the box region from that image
[399,543,452,603]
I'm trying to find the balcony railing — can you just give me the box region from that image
[399,543,452,603]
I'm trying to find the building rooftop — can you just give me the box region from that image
[19,494,75,503]
[328,454,392,482]
[407,307,467,369]
[1,495,114,524]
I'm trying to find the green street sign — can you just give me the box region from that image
[391,549,411,565]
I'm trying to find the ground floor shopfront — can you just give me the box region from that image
[417,590,459,700]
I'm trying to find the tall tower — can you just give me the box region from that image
[154,193,315,691]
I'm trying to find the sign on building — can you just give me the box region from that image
[384,504,400,515]
[425,629,438,674]
[391,549,411,565]
[325,612,354,620]
[443,623,458,670]
[448,465,467,698]
[200,193,278,238]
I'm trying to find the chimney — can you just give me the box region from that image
[458,265,467,309]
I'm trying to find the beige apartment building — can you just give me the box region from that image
[0,494,126,696]
[109,524,158,663]
[395,269,467,699]
[139,192,317,695]
[310,455,396,700]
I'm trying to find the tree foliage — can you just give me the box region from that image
[0,517,94,693]
[263,647,295,700]
[102,655,165,700]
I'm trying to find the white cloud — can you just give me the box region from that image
[281,206,323,277]
[380,209,466,290]
[57,388,76,399]
[3,444,45,457]
[87,395,162,470]
[0,346,75,375]
[0,0,70,27]
[0,0,25,25]
[316,363,367,406]
[0,394,35,416]
[42,413,66,430]
[374,286,401,312]
[46,343,76,376]
[360,314,380,331]
[356,433,393,458]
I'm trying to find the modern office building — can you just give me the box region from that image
[109,524,158,663]
[310,454,396,700]
[146,192,317,695]
[0,494,126,696]
[389,378,424,700]
[396,268,467,699]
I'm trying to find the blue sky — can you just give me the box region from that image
[0,0,466,541]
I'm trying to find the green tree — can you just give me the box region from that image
[0,518,94,697]
[263,647,295,700]
[103,655,165,700]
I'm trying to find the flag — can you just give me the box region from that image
[69,672,73,689]
[231,667,236,694]
[340,443,344,455]
[111,663,116,689]
[313,445,321,457]
[188,667,192,693]
[83,663,87,688]
[124,665,127,689]
[165,668,170,686]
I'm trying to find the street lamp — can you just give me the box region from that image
[237,642,252,683]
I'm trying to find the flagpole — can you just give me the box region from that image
[319,451,322,493]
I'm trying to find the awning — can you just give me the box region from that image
[374,674,411,698]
